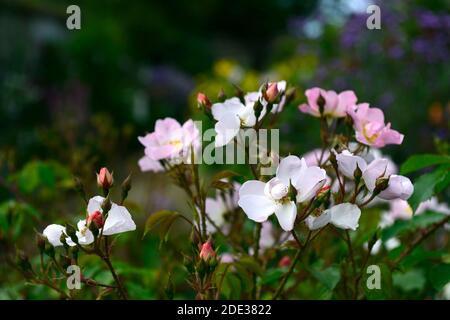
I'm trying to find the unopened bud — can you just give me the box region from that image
[121,174,132,203]
[87,210,104,229]
[278,255,291,268]
[97,167,114,189]
[199,240,215,261]
[197,92,212,110]
[264,82,279,103]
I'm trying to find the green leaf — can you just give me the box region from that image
[408,166,449,212]
[393,269,426,292]
[259,269,285,286]
[382,210,446,241]
[310,265,341,291]
[400,154,450,175]
[143,210,180,241]
[429,264,450,291]
[233,256,263,276]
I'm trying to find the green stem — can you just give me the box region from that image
[272,231,311,300]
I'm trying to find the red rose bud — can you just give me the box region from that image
[199,240,215,261]
[87,210,103,228]
[97,167,113,189]
[264,82,279,103]
[87,210,104,228]
[197,92,212,109]
[278,255,291,268]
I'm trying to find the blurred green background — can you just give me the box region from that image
[0,0,448,299]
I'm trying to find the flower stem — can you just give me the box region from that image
[101,237,127,300]
[272,231,311,300]
[251,223,262,299]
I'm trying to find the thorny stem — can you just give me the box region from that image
[272,231,312,300]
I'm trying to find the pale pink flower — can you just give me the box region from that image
[347,103,404,148]
[138,118,200,172]
[299,87,357,118]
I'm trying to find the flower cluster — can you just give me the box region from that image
[299,87,404,148]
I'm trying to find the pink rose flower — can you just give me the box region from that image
[299,87,357,118]
[138,118,200,172]
[347,103,404,148]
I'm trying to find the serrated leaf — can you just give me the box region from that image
[400,154,450,175]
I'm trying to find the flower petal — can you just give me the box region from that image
[274,201,297,231]
[329,203,361,231]
[102,203,136,235]
[362,158,388,192]
[43,224,66,247]
[87,196,104,215]
[305,211,332,230]
[276,155,303,186]
[214,112,240,147]
[238,195,276,222]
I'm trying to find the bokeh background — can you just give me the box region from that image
[0,0,449,299]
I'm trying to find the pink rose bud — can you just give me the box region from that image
[197,92,212,109]
[199,240,215,261]
[264,82,279,103]
[87,210,104,228]
[278,255,291,268]
[97,167,113,189]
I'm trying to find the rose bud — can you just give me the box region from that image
[197,92,212,110]
[87,210,104,228]
[199,240,215,261]
[97,167,114,189]
[278,255,291,268]
[378,175,414,200]
[264,82,279,103]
